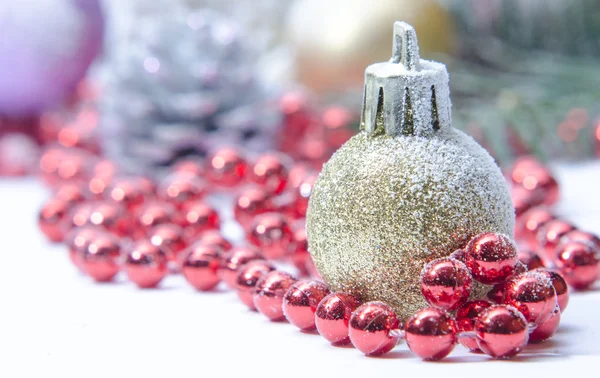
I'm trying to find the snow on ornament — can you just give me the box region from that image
[306,22,515,320]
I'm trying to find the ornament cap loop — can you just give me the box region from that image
[390,22,421,71]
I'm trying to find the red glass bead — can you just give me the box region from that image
[465,233,519,284]
[291,173,318,219]
[455,300,493,352]
[81,233,121,282]
[290,226,310,276]
[65,226,104,270]
[107,177,153,210]
[157,173,207,209]
[247,213,293,260]
[349,302,401,356]
[204,147,247,188]
[518,249,545,270]
[173,159,204,177]
[179,201,220,240]
[562,229,600,250]
[88,159,119,198]
[405,307,457,360]
[287,163,314,191]
[194,230,232,252]
[132,201,177,239]
[236,260,276,310]
[521,167,560,206]
[529,305,561,343]
[537,269,569,312]
[40,147,93,187]
[253,271,297,321]
[182,243,222,291]
[38,198,70,242]
[315,293,360,345]
[503,271,557,324]
[515,208,555,249]
[148,224,187,262]
[234,187,273,228]
[511,186,536,219]
[420,257,472,311]
[219,246,263,289]
[537,220,575,261]
[247,153,291,195]
[67,201,128,237]
[449,249,466,263]
[554,240,600,290]
[54,183,89,207]
[124,240,169,288]
[476,305,529,359]
[282,280,330,331]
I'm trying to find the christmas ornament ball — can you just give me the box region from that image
[306,23,514,320]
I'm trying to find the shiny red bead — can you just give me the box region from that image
[562,229,600,250]
[67,201,128,237]
[133,201,176,238]
[219,246,263,289]
[233,187,273,228]
[88,159,119,197]
[291,173,318,218]
[54,183,89,207]
[476,305,529,359]
[81,233,121,282]
[248,153,291,195]
[124,240,169,288]
[503,271,557,324]
[287,163,314,191]
[405,307,457,360]
[420,257,472,311]
[537,220,576,261]
[515,207,555,249]
[465,233,519,284]
[554,240,600,290]
[518,249,545,270]
[537,269,569,312]
[40,147,93,187]
[510,157,559,206]
[157,173,207,209]
[172,159,204,177]
[38,198,70,242]
[282,280,330,331]
[349,302,401,356]
[289,226,310,276]
[315,293,360,345]
[529,305,561,343]
[179,201,220,240]
[65,226,104,271]
[148,224,187,262]
[253,271,297,321]
[204,147,247,188]
[236,260,276,310]
[247,213,293,260]
[194,230,232,252]
[107,177,153,210]
[182,243,222,291]
[449,248,466,263]
[455,300,493,352]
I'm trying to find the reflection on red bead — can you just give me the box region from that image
[537,269,569,312]
[124,240,169,288]
[148,224,187,262]
[529,305,561,343]
[456,300,493,352]
[516,208,555,249]
[157,173,207,209]
[253,271,297,321]
[55,183,89,207]
[349,302,400,356]
[236,260,276,310]
[67,201,128,237]
[247,213,293,260]
[290,226,310,276]
[503,271,557,324]
[248,153,291,195]
[88,159,119,197]
[283,280,330,331]
[180,201,220,240]
[518,249,545,270]
[449,249,466,263]
[405,307,457,360]
[182,243,222,291]
[132,201,176,239]
[82,233,121,282]
[420,257,472,311]
[65,226,103,271]
[40,147,94,187]
[476,305,529,359]
[173,159,204,177]
[510,157,559,206]
[107,177,153,210]
[465,233,519,284]
[554,240,600,290]
[562,229,600,250]
[287,163,313,191]
[219,246,263,289]
[194,230,232,252]
[234,187,273,228]
[291,173,318,218]
[537,220,575,261]
[511,186,535,219]
[205,147,247,187]
[315,293,360,345]
[38,198,70,242]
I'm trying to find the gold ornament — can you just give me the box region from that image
[286,0,454,94]
[306,22,514,320]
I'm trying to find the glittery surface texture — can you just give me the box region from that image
[306,128,514,320]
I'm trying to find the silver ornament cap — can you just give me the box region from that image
[361,22,451,137]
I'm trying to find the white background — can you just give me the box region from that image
[1,162,599,378]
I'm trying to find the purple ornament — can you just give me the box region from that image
[0,0,104,116]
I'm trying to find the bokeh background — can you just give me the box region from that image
[1,0,599,176]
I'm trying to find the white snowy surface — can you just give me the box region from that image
[1,161,599,378]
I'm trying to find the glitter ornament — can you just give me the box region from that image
[307,22,514,319]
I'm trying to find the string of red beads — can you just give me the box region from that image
[37,144,600,361]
